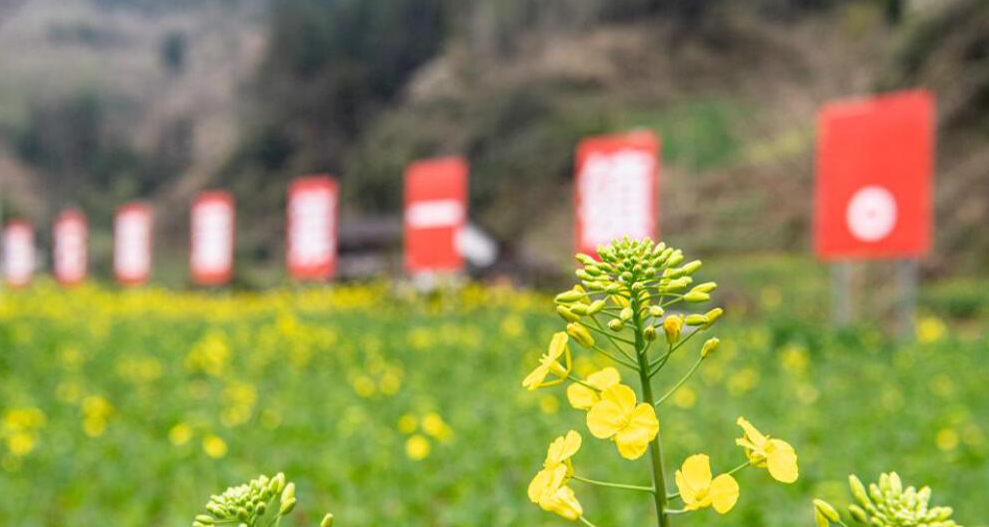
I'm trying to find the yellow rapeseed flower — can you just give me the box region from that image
[528,458,583,521]
[735,417,798,483]
[405,434,430,460]
[202,434,228,459]
[522,333,572,390]
[586,384,659,460]
[675,454,739,514]
[566,367,621,410]
[169,423,193,446]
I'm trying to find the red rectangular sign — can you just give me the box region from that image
[575,130,659,256]
[404,157,468,273]
[191,191,235,285]
[287,175,339,280]
[815,89,935,259]
[53,210,87,286]
[3,220,34,288]
[114,203,153,285]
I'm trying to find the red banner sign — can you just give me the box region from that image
[53,210,87,286]
[3,221,34,287]
[191,191,235,285]
[815,90,935,259]
[287,175,339,280]
[575,131,659,256]
[114,203,152,285]
[404,157,468,273]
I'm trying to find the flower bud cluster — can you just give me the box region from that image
[192,473,295,527]
[815,473,961,527]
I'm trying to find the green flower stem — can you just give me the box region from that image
[582,319,636,347]
[653,356,704,407]
[648,329,703,377]
[567,374,601,391]
[590,345,639,370]
[578,515,602,527]
[726,460,753,476]
[572,474,655,493]
[632,295,672,527]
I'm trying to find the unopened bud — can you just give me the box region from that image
[815,508,830,527]
[555,290,584,304]
[576,254,596,266]
[320,513,335,527]
[684,314,708,326]
[195,515,215,525]
[649,305,664,318]
[566,323,595,348]
[814,499,840,522]
[587,299,606,315]
[681,260,702,275]
[608,319,625,332]
[281,482,295,504]
[848,505,868,523]
[643,325,657,341]
[557,306,581,323]
[849,475,869,506]
[704,308,724,326]
[663,316,682,344]
[279,498,296,516]
[269,473,286,494]
[569,302,589,316]
[619,306,633,322]
[693,282,717,293]
[666,250,684,267]
[700,337,720,358]
[683,291,710,303]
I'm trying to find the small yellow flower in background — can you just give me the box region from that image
[539,394,560,414]
[586,384,659,460]
[169,422,193,446]
[936,428,959,451]
[522,332,572,390]
[566,367,621,410]
[422,412,453,442]
[6,433,37,456]
[675,454,739,514]
[202,434,228,459]
[397,414,418,434]
[916,315,946,345]
[528,458,583,521]
[736,417,798,483]
[405,434,430,460]
[672,386,697,409]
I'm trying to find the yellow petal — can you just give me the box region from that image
[586,367,621,390]
[767,439,799,483]
[528,468,553,503]
[599,384,638,415]
[547,430,582,465]
[586,399,624,439]
[561,430,582,460]
[680,454,713,491]
[566,383,599,410]
[522,364,550,390]
[614,437,650,460]
[675,469,698,506]
[541,485,583,520]
[736,416,767,447]
[710,474,740,514]
[548,332,569,360]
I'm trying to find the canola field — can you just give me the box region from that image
[0,277,987,527]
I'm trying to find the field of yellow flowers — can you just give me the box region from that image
[0,269,987,527]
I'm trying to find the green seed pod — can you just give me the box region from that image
[683,291,710,303]
[681,260,702,275]
[566,323,595,348]
[815,500,840,522]
[684,314,709,326]
[557,306,581,323]
[700,338,720,358]
[608,319,625,332]
[320,513,335,527]
[643,325,657,341]
[848,505,868,523]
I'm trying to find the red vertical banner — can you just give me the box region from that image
[287,175,339,280]
[815,89,935,259]
[404,157,468,274]
[3,220,35,288]
[575,130,660,256]
[114,203,153,285]
[190,191,235,286]
[53,210,87,286]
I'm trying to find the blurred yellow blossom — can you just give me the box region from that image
[202,434,228,458]
[169,423,193,446]
[405,435,430,460]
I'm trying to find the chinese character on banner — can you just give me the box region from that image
[114,203,152,285]
[3,221,34,288]
[575,131,660,257]
[815,90,935,260]
[191,191,235,286]
[404,157,468,274]
[53,210,87,286]
[287,176,339,280]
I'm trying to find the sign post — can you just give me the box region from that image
[575,130,659,257]
[3,220,34,288]
[53,209,87,286]
[287,176,339,281]
[815,89,934,334]
[114,203,153,286]
[191,191,235,286]
[404,157,468,275]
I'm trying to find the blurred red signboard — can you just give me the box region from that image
[191,191,235,285]
[3,220,34,287]
[575,130,660,256]
[287,175,339,280]
[115,203,152,285]
[815,89,935,260]
[404,157,468,274]
[53,210,87,286]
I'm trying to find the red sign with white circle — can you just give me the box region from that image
[815,90,935,259]
[3,220,35,288]
[53,210,87,286]
[287,175,339,280]
[404,157,468,274]
[114,202,153,285]
[575,131,659,257]
[191,191,235,285]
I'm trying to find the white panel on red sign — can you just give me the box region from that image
[114,203,153,285]
[53,210,87,286]
[287,176,338,280]
[191,191,235,286]
[575,131,660,256]
[3,221,35,288]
